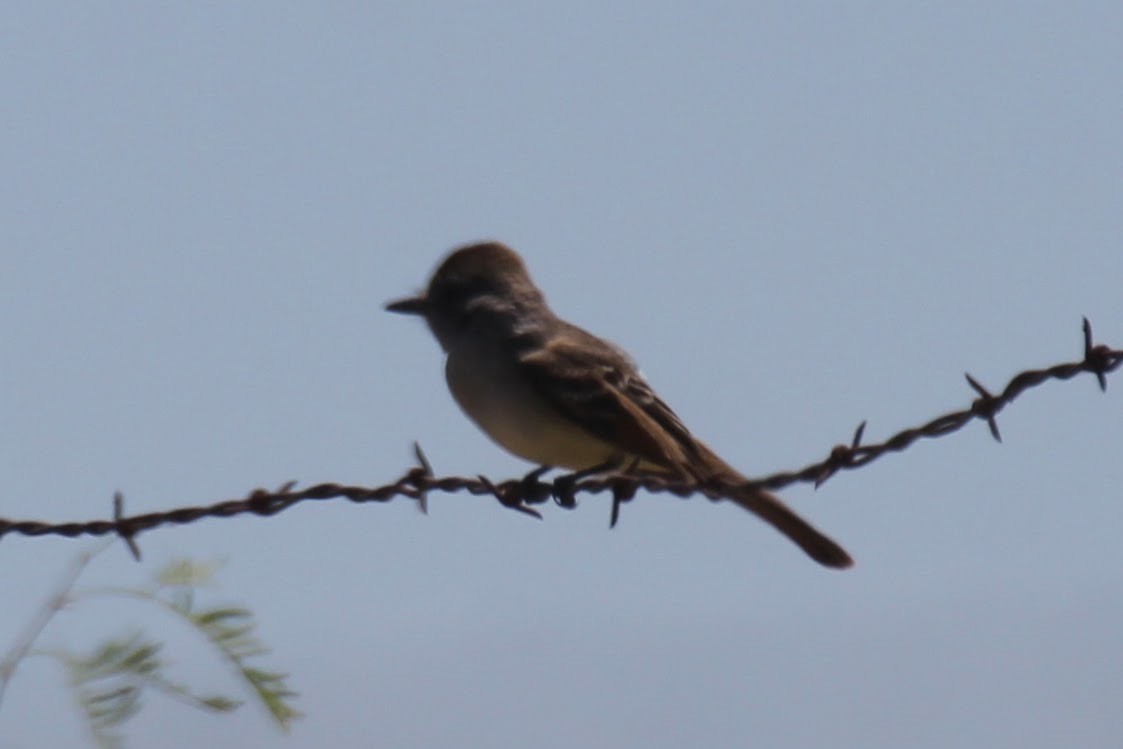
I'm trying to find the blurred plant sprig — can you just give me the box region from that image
[0,548,299,748]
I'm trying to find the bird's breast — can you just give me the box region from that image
[443,342,618,470]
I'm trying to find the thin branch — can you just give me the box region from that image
[0,543,109,708]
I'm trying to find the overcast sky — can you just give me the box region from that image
[2,3,1121,748]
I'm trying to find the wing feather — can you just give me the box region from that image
[518,324,704,476]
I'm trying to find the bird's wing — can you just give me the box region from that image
[518,324,708,476]
[520,324,853,568]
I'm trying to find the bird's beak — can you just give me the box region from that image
[384,294,429,316]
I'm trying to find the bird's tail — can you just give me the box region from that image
[723,486,853,569]
[690,446,854,569]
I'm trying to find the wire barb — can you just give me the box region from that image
[608,478,639,529]
[1082,317,1110,392]
[815,421,868,488]
[113,492,142,562]
[477,475,543,520]
[409,442,434,514]
[964,372,1003,442]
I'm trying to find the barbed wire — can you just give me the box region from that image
[2,318,1119,559]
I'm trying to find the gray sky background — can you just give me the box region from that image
[2,3,1121,748]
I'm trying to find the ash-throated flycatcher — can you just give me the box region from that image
[386,241,852,568]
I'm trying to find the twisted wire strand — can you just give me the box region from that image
[2,319,1118,557]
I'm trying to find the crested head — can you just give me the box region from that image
[431,241,530,285]
[387,241,549,351]
[423,241,543,311]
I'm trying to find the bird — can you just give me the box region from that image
[386,241,853,569]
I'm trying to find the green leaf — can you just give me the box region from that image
[155,559,224,589]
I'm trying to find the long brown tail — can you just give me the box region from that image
[724,486,853,569]
[690,445,853,569]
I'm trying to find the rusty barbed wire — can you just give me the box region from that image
[1,318,1119,557]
